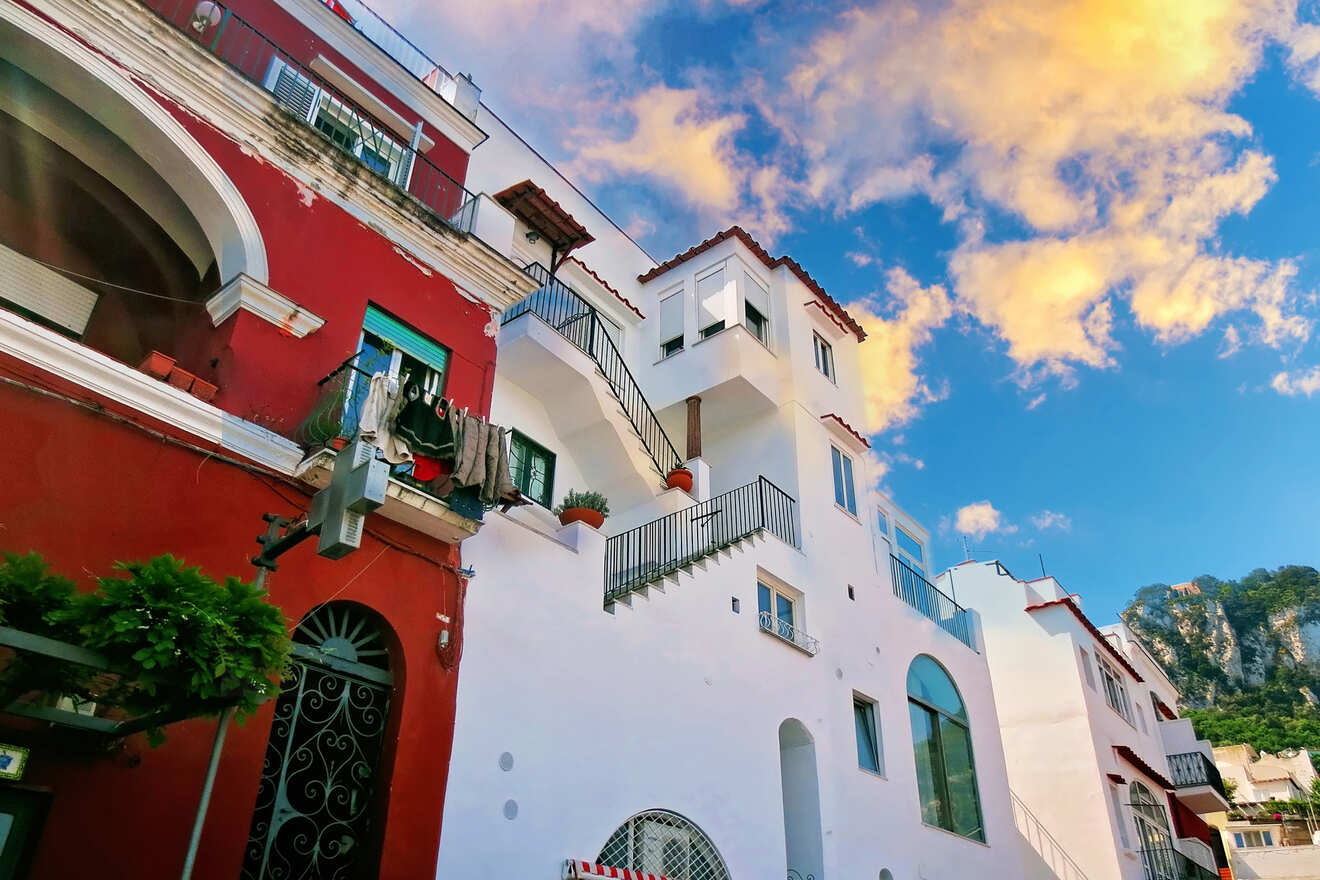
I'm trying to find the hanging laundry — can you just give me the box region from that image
[395,369,455,458]
[412,454,443,483]
[453,413,489,488]
[358,372,412,464]
[480,426,515,505]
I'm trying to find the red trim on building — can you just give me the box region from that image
[1169,792,1214,846]
[1107,772,1127,784]
[637,226,866,341]
[1025,598,1145,682]
[821,413,871,449]
[565,256,644,319]
[1114,745,1176,791]
[494,180,594,255]
[1156,699,1178,721]
[568,861,677,880]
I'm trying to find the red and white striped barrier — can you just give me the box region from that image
[564,859,676,880]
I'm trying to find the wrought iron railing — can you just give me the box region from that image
[758,610,820,656]
[1139,848,1218,880]
[503,263,683,481]
[138,0,478,234]
[890,555,975,650]
[1167,752,1229,800]
[604,477,797,605]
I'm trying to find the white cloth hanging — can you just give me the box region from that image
[358,371,413,464]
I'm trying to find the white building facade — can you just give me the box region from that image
[433,99,1026,879]
[942,561,1233,880]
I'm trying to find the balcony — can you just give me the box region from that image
[603,476,798,607]
[758,610,820,656]
[141,0,478,234]
[890,555,976,650]
[294,358,484,543]
[1168,751,1232,813]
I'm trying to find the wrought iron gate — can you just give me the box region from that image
[241,604,393,880]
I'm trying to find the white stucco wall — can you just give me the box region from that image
[1233,844,1320,879]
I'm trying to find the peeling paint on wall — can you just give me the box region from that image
[393,245,434,277]
[295,181,316,207]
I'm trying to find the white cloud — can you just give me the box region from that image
[846,251,873,267]
[1271,366,1320,397]
[954,500,1011,540]
[1026,393,1047,410]
[1031,510,1072,531]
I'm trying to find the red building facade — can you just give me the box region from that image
[0,0,532,875]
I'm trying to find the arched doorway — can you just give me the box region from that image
[596,809,731,880]
[241,602,395,880]
[779,718,825,880]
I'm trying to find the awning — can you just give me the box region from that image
[565,859,676,880]
[494,181,594,256]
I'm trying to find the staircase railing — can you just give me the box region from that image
[604,476,797,605]
[1010,790,1089,880]
[890,554,975,650]
[503,263,682,482]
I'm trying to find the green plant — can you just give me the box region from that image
[554,489,610,516]
[0,551,76,637]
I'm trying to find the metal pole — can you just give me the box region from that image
[180,705,234,880]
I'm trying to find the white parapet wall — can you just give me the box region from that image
[1233,845,1320,879]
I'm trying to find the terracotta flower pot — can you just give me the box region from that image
[167,367,196,392]
[138,350,175,379]
[189,377,218,402]
[667,467,694,493]
[558,507,605,529]
[330,436,349,450]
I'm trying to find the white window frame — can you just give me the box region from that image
[852,691,884,776]
[658,287,685,360]
[831,445,858,516]
[1080,648,1097,689]
[813,331,835,382]
[1097,654,1134,723]
[695,263,728,339]
[894,524,924,572]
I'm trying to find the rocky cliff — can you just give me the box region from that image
[1121,566,1320,714]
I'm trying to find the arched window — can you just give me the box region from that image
[1130,781,1177,880]
[907,655,984,841]
[597,810,731,880]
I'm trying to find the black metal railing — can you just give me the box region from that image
[604,477,797,604]
[1167,752,1229,800]
[139,0,478,234]
[890,555,975,650]
[1139,848,1218,880]
[504,263,683,481]
[758,610,820,656]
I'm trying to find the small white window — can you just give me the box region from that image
[1080,648,1096,689]
[831,446,857,515]
[697,266,727,338]
[742,271,770,345]
[1097,655,1134,723]
[757,581,812,653]
[813,332,835,381]
[658,290,685,359]
[853,693,883,775]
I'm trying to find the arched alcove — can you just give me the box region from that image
[779,718,825,880]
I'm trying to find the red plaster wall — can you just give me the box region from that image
[161,104,498,432]
[0,371,465,880]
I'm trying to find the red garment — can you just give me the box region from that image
[412,455,443,482]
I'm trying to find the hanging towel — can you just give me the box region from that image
[358,372,413,464]
[453,414,488,488]
[395,369,454,458]
[480,426,515,504]
[412,454,443,483]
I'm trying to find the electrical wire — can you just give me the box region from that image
[16,251,207,305]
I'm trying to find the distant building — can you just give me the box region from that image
[1170,582,1202,595]
[1214,744,1316,808]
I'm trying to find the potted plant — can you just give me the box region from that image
[555,490,610,529]
[666,466,694,493]
[138,350,176,379]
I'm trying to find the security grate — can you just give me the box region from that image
[596,810,731,880]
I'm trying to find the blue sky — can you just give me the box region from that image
[388,0,1320,617]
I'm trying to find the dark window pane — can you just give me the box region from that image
[909,701,946,829]
[939,716,984,841]
[758,583,772,617]
[855,700,880,773]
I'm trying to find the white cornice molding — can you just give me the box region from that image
[0,308,305,473]
[206,274,326,338]
[281,0,486,153]
[34,0,533,313]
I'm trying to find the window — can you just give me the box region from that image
[661,336,684,358]
[697,266,727,339]
[1097,655,1134,723]
[813,332,835,381]
[907,655,984,841]
[346,306,450,445]
[895,526,924,570]
[1130,782,1176,880]
[597,810,731,880]
[831,446,857,515]
[758,581,798,642]
[877,508,890,537]
[1136,704,1148,734]
[742,271,770,345]
[1234,830,1273,848]
[1080,648,1096,689]
[1150,691,1166,720]
[509,430,556,507]
[657,285,684,358]
[854,695,883,774]
[847,585,855,601]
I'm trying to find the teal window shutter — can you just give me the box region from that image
[363,305,450,374]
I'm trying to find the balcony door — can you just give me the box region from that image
[1130,781,1176,880]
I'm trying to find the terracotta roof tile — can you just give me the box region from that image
[494,180,594,254]
[637,226,866,341]
[1115,745,1175,790]
[821,413,871,449]
[1025,597,1145,682]
[564,256,644,319]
